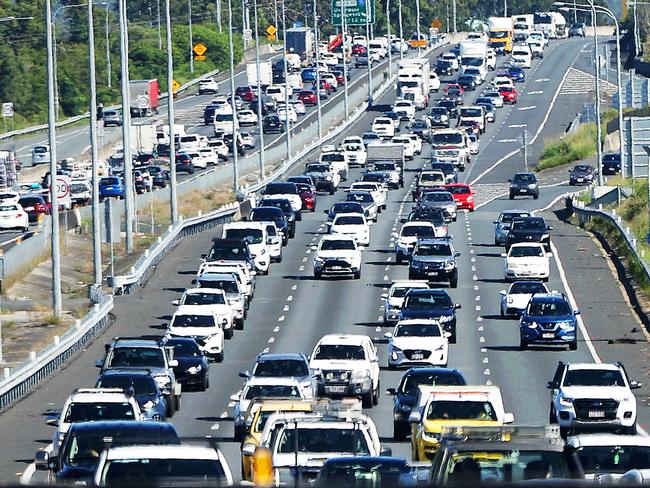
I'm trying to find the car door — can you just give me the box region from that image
[365,339,380,387]
[548,363,566,406]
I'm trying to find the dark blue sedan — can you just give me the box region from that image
[96,369,168,421]
[165,337,210,391]
[99,176,125,200]
[507,66,526,83]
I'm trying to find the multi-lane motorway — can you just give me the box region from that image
[2,34,649,485]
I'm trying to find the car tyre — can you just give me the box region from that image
[396,254,404,264]
[200,375,210,392]
[166,396,176,418]
[215,351,224,363]
[314,270,322,279]
[289,228,296,239]
[393,421,409,441]
[372,383,380,406]
[450,271,458,288]
[533,192,539,200]
[569,340,577,351]
[509,192,515,200]
[296,211,302,221]
[353,270,361,280]
[235,317,244,330]
[622,424,638,435]
[276,254,283,263]
[329,185,335,195]
[224,327,234,340]
[520,337,528,350]
[361,390,373,408]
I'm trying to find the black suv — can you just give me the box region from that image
[249,206,291,242]
[259,198,298,234]
[569,164,596,186]
[399,289,461,343]
[203,238,256,271]
[263,115,284,134]
[506,216,553,250]
[386,367,466,439]
[603,153,621,175]
[509,172,539,199]
[408,238,460,287]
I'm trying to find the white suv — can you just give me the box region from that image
[548,362,642,435]
[309,334,380,408]
[222,222,271,274]
[503,243,551,282]
[172,288,235,339]
[198,77,219,94]
[312,236,362,279]
[167,305,226,361]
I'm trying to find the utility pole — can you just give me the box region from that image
[165,0,178,224]
[387,0,392,75]
[119,0,134,252]
[189,0,194,73]
[504,0,508,17]
[415,0,421,57]
[398,0,404,61]
[274,0,278,33]
[216,0,222,32]
[157,0,162,49]
[228,0,239,191]
[452,0,457,34]
[313,0,322,138]
[105,6,111,88]
[341,0,349,118]
[590,4,604,185]
[46,0,63,316]
[253,0,266,177]
[281,0,291,158]
[365,0,372,105]
[88,0,102,286]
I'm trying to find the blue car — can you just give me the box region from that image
[507,66,526,83]
[95,369,168,421]
[519,293,579,350]
[399,289,460,343]
[301,67,317,82]
[386,367,466,439]
[99,176,125,199]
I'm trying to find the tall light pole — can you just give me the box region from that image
[387,0,392,74]
[452,0,457,34]
[156,0,162,49]
[281,0,291,158]
[189,0,194,73]
[105,6,111,88]
[253,0,266,177]
[415,0,421,57]
[504,0,508,17]
[365,0,372,104]
[341,0,349,118]
[87,0,102,286]
[119,0,135,252]
[165,0,178,224]
[398,0,404,61]
[228,0,239,191]
[588,0,604,185]
[45,0,63,316]
[216,0,222,32]
[313,0,322,138]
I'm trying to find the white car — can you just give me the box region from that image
[440,52,459,70]
[222,222,271,274]
[486,48,497,70]
[167,306,225,361]
[510,46,532,69]
[0,203,28,232]
[172,288,235,339]
[406,133,423,155]
[341,142,367,167]
[321,72,339,89]
[549,362,641,435]
[320,52,339,66]
[213,112,239,135]
[198,147,219,166]
[483,90,504,108]
[566,434,650,479]
[372,117,396,139]
[290,100,306,115]
[503,243,551,281]
[309,334,380,407]
[50,388,142,451]
[329,213,370,246]
[265,84,290,102]
[528,40,544,59]
[0,189,20,203]
[187,151,209,169]
[385,319,449,368]
[262,221,283,262]
[391,135,416,160]
[312,235,362,279]
[277,105,298,124]
[238,109,258,126]
[528,31,548,47]
[349,182,387,211]
[207,138,230,160]
[393,221,444,263]
[467,133,479,155]
[342,135,364,146]
[429,72,441,92]
[382,280,430,323]
[198,77,219,94]
[393,99,416,121]
[197,261,255,302]
[492,76,515,89]
[499,280,549,317]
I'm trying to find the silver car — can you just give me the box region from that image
[31,145,50,165]
[493,210,531,246]
[417,191,457,222]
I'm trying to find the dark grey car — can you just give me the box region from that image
[509,172,539,200]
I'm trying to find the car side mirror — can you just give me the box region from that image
[230,393,240,402]
[35,451,57,471]
[499,290,506,295]
[503,412,515,424]
[45,417,59,427]
[171,299,180,306]
[547,226,553,230]
[408,411,422,423]
[501,253,508,258]
[380,447,393,457]
[547,381,557,389]
[239,371,250,379]
[443,331,452,338]
[630,380,643,389]
[454,303,462,310]
[384,332,393,339]
[95,359,104,368]
[381,293,388,299]
[386,388,397,396]
[168,359,178,367]
[323,210,329,214]
[311,245,318,251]
[454,251,460,257]
[507,179,512,182]
[242,444,256,457]
[191,279,197,285]
[201,253,207,259]
[493,221,498,224]
[260,189,266,194]
[546,252,554,258]
[573,309,580,315]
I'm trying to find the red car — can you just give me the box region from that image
[298,90,317,106]
[295,182,317,211]
[458,120,481,137]
[352,44,367,55]
[446,183,475,211]
[333,70,345,86]
[497,85,518,104]
[444,83,465,94]
[18,194,49,222]
[235,85,256,102]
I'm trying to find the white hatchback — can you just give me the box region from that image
[503,243,552,282]
[329,213,370,246]
[0,203,28,232]
[385,319,449,368]
[499,280,549,317]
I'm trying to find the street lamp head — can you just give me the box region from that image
[552,1,566,6]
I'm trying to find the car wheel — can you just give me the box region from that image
[289,228,296,238]
[520,337,528,350]
[549,406,557,424]
[450,271,458,288]
[500,306,505,318]
[361,390,373,408]
[296,211,302,222]
[372,383,380,406]
[165,397,176,418]
[622,424,637,435]
[310,206,316,213]
[449,330,457,344]
[394,421,409,441]
[509,192,515,200]
[215,351,224,363]
[314,270,322,279]
[262,266,269,276]
[234,424,245,442]
[396,254,403,264]
[353,270,361,280]
[235,317,244,330]
[533,193,539,200]
[174,394,181,413]
[329,185,335,195]
[276,253,283,263]
[200,375,210,392]
[224,327,234,340]
[569,340,577,351]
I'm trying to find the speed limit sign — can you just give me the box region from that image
[55,175,71,209]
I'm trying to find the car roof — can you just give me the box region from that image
[105,444,221,460]
[566,434,650,448]
[565,362,621,371]
[68,420,176,434]
[317,334,369,346]
[256,352,307,362]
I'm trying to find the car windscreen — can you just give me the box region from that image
[252,359,309,377]
[109,348,165,368]
[347,193,373,203]
[512,218,545,231]
[433,133,463,145]
[424,192,453,202]
[101,178,120,186]
[420,173,444,183]
[19,197,43,206]
[224,228,264,244]
[405,293,452,309]
[447,186,471,195]
[576,445,650,473]
[244,385,300,400]
[306,164,330,173]
[573,165,592,172]
[260,199,292,213]
[313,344,365,360]
[415,243,451,256]
[197,279,238,294]
[320,239,356,251]
[167,339,202,357]
[431,164,454,173]
[395,323,442,337]
[215,114,233,122]
[320,460,408,483]
[102,459,226,485]
[252,208,284,221]
[461,108,483,117]
[563,369,626,387]
[332,203,363,215]
[208,245,246,261]
[265,183,296,194]
[402,225,435,238]
[527,300,571,317]
[463,58,483,67]
[97,376,157,395]
[509,246,544,258]
[171,314,215,328]
[71,183,89,193]
[64,403,136,423]
[278,428,370,455]
[33,147,48,154]
[426,400,497,420]
[500,212,529,223]
[321,153,345,162]
[510,282,546,295]
[334,216,364,226]
[431,108,448,115]
[401,371,465,394]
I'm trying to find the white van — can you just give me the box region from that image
[266,84,290,102]
[510,45,532,69]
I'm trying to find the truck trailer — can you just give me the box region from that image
[129,79,159,118]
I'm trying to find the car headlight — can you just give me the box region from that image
[542,234,550,239]
[421,431,442,442]
[506,297,513,304]
[559,396,574,407]
[558,321,574,329]
[142,400,157,410]
[314,256,324,263]
[187,365,202,374]
[438,315,453,323]
[528,184,537,189]
[444,260,455,269]
[154,374,170,388]
[526,321,538,329]
[352,369,370,380]
[411,260,423,268]
[325,176,333,181]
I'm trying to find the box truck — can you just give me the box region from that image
[247,61,273,86]
[129,79,159,117]
[488,17,514,54]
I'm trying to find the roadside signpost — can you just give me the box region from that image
[331,0,375,26]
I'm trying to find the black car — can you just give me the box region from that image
[429,107,451,128]
[399,289,460,342]
[146,164,170,188]
[436,58,454,76]
[175,153,194,174]
[203,238,256,271]
[506,216,553,250]
[203,105,218,125]
[386,367,467,439]
[263,115,284,134]
[603,153,621,175]
[96,369,169,420]
[35,421,179,484]
[316,457,408,486]
[408,238,460,287]
[258,198,299,234]
[249,206,291,242]
[569,164,596,186]
[509,172,539,199]
[445,88,464,105]
[405,207,447,228]
[409,119,432,142]
[437,99,458,118]
[164,337,211,390]
[383,111,402,128]
[457,74,477,91]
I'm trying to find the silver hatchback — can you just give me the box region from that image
[31,145,50,165]
[493,210,531,246]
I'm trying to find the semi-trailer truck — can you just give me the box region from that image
[397,59,430,109]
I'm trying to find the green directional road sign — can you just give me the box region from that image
[331,0,375,26]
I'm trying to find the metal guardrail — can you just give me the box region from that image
[571,197,650,280]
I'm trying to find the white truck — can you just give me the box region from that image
[156,124,185,145]
[512,14,534,35]
[533,12,557,39]
[396,59,430,110]
[246,61,273,86]
[130,124,157,155]
[458,40,488,80]
[551,11,567,38]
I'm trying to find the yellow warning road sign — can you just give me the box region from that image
[267,34,277,42]
[266,25,277,36]
[172,79,180,93]
[193,42,208,56]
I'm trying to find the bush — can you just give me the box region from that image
[536,124,597,171]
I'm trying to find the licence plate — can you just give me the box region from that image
[577,178,584,182]
[542,332,555,339]
[330,266,343,270]
[24,207,34,212]
[325,385,346,393]
[519,189,527,193]
[411,353,424,360]
[588,410,605,418]
[427,271,439,276]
